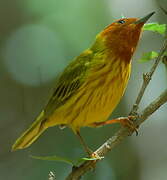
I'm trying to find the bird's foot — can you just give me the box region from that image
[90,116,139,135]
[118,116,139,135]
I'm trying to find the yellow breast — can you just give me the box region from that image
[74,59,131,127]
[47,57,131,132]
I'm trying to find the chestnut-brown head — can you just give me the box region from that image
[98,12,155,61]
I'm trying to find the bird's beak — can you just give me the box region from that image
[134,12,155,24]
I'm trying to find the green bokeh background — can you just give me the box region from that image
[0,0,167,179]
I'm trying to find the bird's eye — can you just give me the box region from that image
[117,20,125,24]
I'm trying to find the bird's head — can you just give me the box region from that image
[93,12,155,61]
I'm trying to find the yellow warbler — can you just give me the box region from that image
[12,12,155,154]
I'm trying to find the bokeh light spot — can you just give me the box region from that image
[3,24,66,86]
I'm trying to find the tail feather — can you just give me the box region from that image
[12,111,47,151]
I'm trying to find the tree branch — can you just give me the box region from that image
[65,37,167,180]
[130,37,167,114]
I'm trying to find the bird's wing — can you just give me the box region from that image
[44,50,94,116]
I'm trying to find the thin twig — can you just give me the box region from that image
[156,0,167,15]
[130,37,167,115]
[65,89,167,180]
[162,55,167,66]
[48,171,56,180]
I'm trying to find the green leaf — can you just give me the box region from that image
[81,157,103,161]
[30,154,104,166]
[74,156,103,166]
[143,23,166,35]
[30,155,75,165]
[139,51,158,62]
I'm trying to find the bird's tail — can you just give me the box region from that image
[12,111,47,151]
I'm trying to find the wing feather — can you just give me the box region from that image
[44,50,93,116]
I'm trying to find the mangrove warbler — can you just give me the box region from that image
[12,12,155,154]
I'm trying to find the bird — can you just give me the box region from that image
[12,12,155,155]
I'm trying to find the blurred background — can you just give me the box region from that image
[0,0,167,179]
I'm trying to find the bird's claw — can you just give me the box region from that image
[119,116,139,135]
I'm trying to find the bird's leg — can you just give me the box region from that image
[76,131,101,172]
[90,116,138,135]
[76,131,93,156]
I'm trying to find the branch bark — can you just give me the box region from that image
[65,37,167,180]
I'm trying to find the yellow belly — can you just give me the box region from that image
[47,60,131,132]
